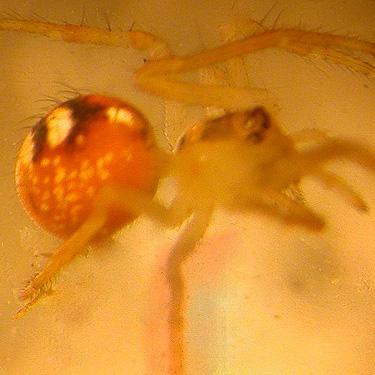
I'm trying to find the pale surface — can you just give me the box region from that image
[0,0,375,374]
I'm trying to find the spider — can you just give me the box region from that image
[3,15,375,375]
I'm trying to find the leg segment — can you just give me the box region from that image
[13,210,106,320]
[232,186,325,231]
[1,18,373,110]
[274,139,375,180]
[166,207,213,375]
[311,169,369,211]
[13,183,187,319]
[135,29,375,109]
[266,139,375,213]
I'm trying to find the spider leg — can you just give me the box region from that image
[281,139,375,178]
[13,207,107,320]
[13,183,188,320]
[310,168,368,211]
[267,139,375,212]
[0,19,171,57]
[302,139,375,171]
[165,207,213,375]
[135,29,375,109]
[288,133,373,210]
[93,183,187,227]
[200,19,269,117]
[3,19,372,110]
[231,186,325,230]
[135,69,275,111]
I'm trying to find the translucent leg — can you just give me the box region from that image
[13,209,107,320]
[135,77,275,111]
[274,139,375,182]
[311,169,369,211]
[13,183,186,320]
[232,186,325,231]
[200,18,272,116]
[135,29,375,108]
[266,139,375,213]
[137,29,375,76]
[165,207,213,375]
[299,140,375,172]
[0,18,171,57]
[2,19,373,110]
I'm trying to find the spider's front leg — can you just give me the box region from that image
[134,28,375,110]
[2,18,373,112]
[266,136,375,213]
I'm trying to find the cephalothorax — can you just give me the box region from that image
[2,15,375,375]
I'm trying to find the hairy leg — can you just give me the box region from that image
[2,19,372,110]
[13,182,187,319]
[135,29,375,109]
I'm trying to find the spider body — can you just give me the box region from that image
[4,15,375,375]
[15,95,375,313]
[173,108,294,207]
[16,95,160,239]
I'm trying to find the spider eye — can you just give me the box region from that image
[244,107,270,144]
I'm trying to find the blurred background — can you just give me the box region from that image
[0,0,375,374]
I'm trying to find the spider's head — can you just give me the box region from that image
[177,107,272,149]
[172,107,295,205]
[177,106,293,163]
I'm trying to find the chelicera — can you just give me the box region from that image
[2,16,375,375]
